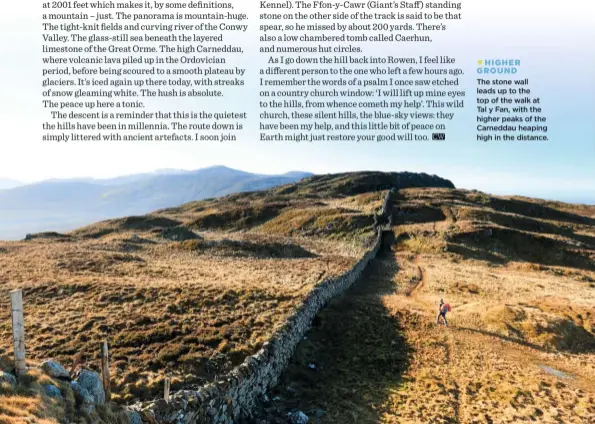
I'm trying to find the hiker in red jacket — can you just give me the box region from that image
[436,299,451,326]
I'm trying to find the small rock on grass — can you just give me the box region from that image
[71,381,94,405]
[0,371,17,388]
[260,393,271,406]
[126,410,143,424]
[43,384,63,399]
[288,410,309,424]
[41,360,70,379]
[76,370,105,404]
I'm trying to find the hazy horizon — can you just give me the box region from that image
[1,165,593,205]
[0,165,309,184]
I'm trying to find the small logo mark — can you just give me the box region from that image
[432,133,446,141]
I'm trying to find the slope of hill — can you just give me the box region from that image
[0,171,452,423]
[0,167,312,240]
[257,187,595,424]
[1,172,592,423]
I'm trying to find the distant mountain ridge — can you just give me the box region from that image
[0,167,313,240]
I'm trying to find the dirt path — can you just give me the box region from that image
[409,263,425,296]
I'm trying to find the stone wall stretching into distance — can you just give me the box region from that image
[129,190,395,424]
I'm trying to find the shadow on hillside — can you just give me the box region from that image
[446,243,508,265]
[177,238,318,259]
[448,228,595,271]
[456,327,550,353]
[458,322,595,354]
[488,198,595,227]
[392,205,447,225]
[477,211,595,250]
[251,244,411,424]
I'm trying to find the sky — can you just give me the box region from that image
[1,0,594,203]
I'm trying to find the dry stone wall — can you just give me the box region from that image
[130,191,394,424]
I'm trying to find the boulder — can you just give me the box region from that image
[126,410,143,424]
[43,384,63,399]
[71,380,94,405]
[76,370,105,404]
[288,411,309,424]
[0,371,17,388]
[41,360,70,379]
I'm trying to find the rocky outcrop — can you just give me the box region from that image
[129,190,395,423]
[36,360,109,414]
[0,359,135,423]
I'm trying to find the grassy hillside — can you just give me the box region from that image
[257,187,595,424]
[2,172,592,423]
[0,171,454,419]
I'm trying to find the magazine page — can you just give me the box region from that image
[0,0,594,422]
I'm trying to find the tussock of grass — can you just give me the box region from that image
[399,233,446,254]
[24,232,72,242]
[103,216,182,231]
[187,203,287,231]
[70,216,181,240]
[176,238,316,259]
[153,226,200,242]
[260,207,375,239]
